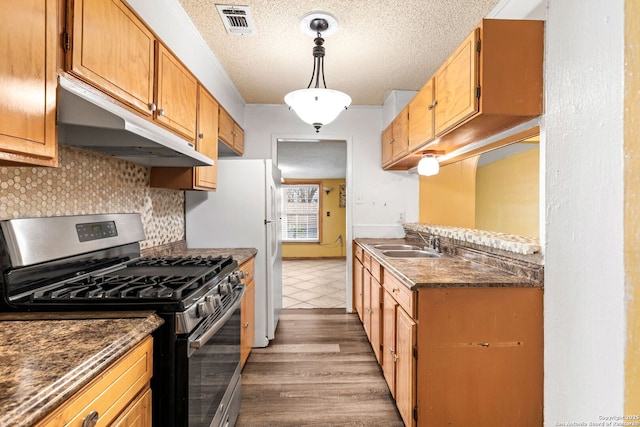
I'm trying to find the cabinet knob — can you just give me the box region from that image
[199,133,204,139]
[158,109,165,117]
[149,102,157,112]
[82,411,99,427]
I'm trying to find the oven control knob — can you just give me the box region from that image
[229,271,244,285]
[219,282,232,295]
[197,301,214,317]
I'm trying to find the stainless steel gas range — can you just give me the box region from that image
[0,213,244,427]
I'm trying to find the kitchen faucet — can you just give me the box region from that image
[415,232,440,253]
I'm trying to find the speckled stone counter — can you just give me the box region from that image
[141,240,257,266]
[356,237,542,290]
[0,311,163,427]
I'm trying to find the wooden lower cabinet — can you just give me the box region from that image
[36,336,153,427]
[240,257,256,369]
[111,387,152,427]
[417,287,543,426]
[353,256,364,322]
[358,245,543,427]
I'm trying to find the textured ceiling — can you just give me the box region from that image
[178,0,501,106]
[277,140,347,179]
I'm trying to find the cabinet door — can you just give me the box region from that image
[434,29,479,135]
[381,124,393,167]
[68,0,155,116]
[353,258,364,321]
[0,0,57,166]
[391,107,409,161]
[382,290,398,398]
[218,107,234,148]
[111,387,152,427]
[233,123,244,154]
[370,278,383,364]
[363,270,372,340]
[396,307,416,427]
[194,86,218,190]
[155,43,198,141]
[241,280,255,368]
[408,78,435,151]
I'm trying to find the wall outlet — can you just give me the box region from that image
[398,211,406,222]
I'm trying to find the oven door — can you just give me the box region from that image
[181,285,244,427]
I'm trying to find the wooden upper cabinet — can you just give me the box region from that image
[392,107,409,161]
[218,107,244,155]
[67,0,155,116]
[383,19,543,170]
[233,122,244,154]
[155,43,198,142]
[149,85,218,191]
[408,77,435,151]
[381,124,394,167]
[433,29,479,135]
[0,0,57,166]
[194,86,218,189]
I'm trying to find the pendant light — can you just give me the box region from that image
[284,13,351,133]
[417,150,445,176]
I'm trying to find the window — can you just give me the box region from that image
[281,183,321,242]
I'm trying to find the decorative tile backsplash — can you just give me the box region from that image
[403,223,542,260]
[0,146,184,249]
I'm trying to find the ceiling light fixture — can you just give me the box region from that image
[284,13,351,133]
[417,150,445,176]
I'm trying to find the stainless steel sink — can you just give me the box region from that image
[381,249,441,258]
[373,244,422,250]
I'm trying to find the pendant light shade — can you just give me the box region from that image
[417,154,440,176]
[284,88,351,129]
[284,13,351,133]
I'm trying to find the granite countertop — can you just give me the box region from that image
[0,311,164,427]
[141,241,257,266]
[356,238,540,290]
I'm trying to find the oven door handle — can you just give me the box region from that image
[188,285,245,352]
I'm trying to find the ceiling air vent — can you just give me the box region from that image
[215,4,256,35]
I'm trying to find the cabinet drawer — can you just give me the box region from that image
[354,243,363,262]
[36,336,153,427]
[370,257,382,284]
[239,257,255,284]
[384,271,415,318]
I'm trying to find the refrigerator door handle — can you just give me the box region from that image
[264,219,276,224]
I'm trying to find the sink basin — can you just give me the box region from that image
[373,244,422,251]
[381,250,441,258]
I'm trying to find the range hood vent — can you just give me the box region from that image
[215,4,256,35]
[57,76,213,167]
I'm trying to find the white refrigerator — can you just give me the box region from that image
[185,159,282,347]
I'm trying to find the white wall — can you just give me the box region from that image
[544,0,625,423]
[243,103,420,236]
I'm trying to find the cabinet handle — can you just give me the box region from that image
[148,102,157,112]
[393,353,398,363]
[199,133,204,139]
[432,100,438,108]
[158,109,165,117]
[389,138,394,144]
[427,104,433,111]
[244,322,249,329]
[389,347,394,354]
[82,411,99,427]
[478,342,490,347]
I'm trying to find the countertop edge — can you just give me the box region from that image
[0,313,164,427]
[356,238,540,291]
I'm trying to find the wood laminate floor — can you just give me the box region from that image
[237,308,404,427]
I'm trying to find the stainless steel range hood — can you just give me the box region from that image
[57,76,214,167]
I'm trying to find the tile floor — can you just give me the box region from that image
[282,258,346,309]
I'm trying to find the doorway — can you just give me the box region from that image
[275,138,348,308]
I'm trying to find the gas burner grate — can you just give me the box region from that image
[133,255,233,268]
